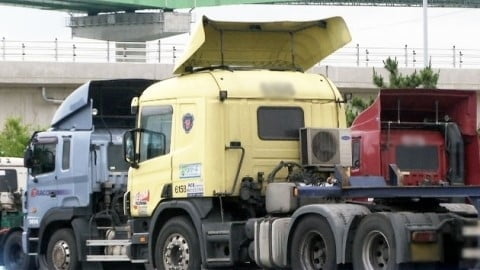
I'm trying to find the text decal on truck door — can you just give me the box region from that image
[179,163,202,179]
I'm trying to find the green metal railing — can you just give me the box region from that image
[0,0,478,14]
[284,0,480,8]
[0,0,293,13]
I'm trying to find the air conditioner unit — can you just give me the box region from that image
[300,128,352,167]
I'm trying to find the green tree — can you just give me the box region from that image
[372,57,439,88]
[0,117,31,157]
[419,65,440,88]
[346,57,441,126]
[346,96,374,127]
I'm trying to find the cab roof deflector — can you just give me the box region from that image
[173,16,352,74]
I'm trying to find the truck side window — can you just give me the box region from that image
[62,138,70,171]
[352,138,361,169]
[32,139,57,175]
[0,169,18,192]
[139,106,173,162]
[257,107,304,140]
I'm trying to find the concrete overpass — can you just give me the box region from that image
[2,0,479,42]
[1,61,480,129]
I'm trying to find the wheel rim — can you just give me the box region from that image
[162,233,190,270]
[51,240,71,270]
[362,230,390,270]
[300,231,328,270]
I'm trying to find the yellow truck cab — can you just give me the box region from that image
[124,16,351,269]
[128,66,350,215]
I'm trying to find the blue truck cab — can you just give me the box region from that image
[22,79,154,269]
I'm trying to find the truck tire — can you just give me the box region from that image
[290,215,336,270]
[45,228,80,270]
[3,230,34,270]
[352,214,398,270]
[154,216,200,270]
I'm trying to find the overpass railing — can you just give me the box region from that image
[1,38,479,69]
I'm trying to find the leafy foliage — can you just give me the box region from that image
[419,65,440,88]
[346,96,374,127]
[346,57,440,126]
[372,57,439,88]
[0,117,31,157]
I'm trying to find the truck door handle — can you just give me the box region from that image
[50,192,56,198]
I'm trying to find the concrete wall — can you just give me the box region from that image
[0,61,174,128]
[312,65,480,95]
[1,61,480,130]
[0,86,69,129]
[0,61,173,85]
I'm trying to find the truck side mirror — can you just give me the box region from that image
[343,92,353,102]
[24,148,33,169]
[123,130,138,168]
[131,97,139,115]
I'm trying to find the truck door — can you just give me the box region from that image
[54,131,91,208]
[26,135,59,225]
[129,105,174,217]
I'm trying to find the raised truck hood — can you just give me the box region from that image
[173,15,351,74]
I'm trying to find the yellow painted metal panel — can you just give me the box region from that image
[174,16,351,74]
[130,17,349,213]
[129,100,176,217]
[131,68,346,200]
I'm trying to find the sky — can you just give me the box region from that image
[0,4,478,50]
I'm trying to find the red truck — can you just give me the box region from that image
[351,88,480,187]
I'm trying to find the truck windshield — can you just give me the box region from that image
[0,169,18,192]
[108,144,130,172]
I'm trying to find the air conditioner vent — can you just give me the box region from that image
[312,131,337,162]
[300,128,352,167]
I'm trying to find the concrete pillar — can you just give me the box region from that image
[68,11,191,63]
[68,11,191,42]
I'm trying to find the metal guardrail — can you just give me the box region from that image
[0,38,185,64]
[326,44,480,69]
[1,38,480,69]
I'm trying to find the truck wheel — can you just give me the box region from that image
[46,228,80,270]
[290,215,336,270]
[3,230,33,270]
[154,216,200,270]
[352,214,397,270]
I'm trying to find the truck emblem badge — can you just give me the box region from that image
[182,113,194,133]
